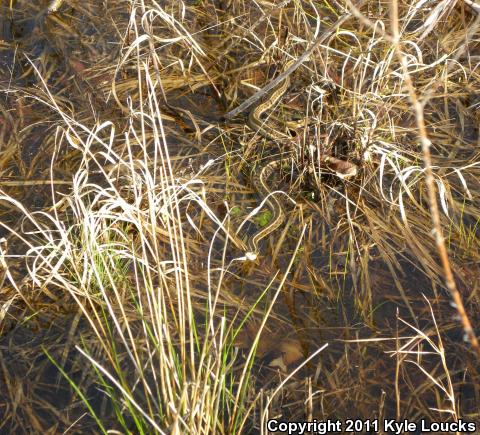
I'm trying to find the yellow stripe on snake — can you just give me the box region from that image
[246,60,295,256]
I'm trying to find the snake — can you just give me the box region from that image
[245,60,295,255]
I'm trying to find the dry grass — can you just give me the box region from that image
[0,0,479,432]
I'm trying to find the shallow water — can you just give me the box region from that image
[1,0,480,431]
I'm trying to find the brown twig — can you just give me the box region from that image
[390,0,480,359]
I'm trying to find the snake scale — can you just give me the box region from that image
[246,60,295,255]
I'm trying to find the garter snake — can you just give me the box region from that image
[246,60,295,256]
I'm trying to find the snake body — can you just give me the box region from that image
[246,60,294,255]
[244,60,359,254]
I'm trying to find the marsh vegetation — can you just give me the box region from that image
[0,0,480,433]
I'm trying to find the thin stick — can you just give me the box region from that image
[464,0,480,14]
[390,0,480,359]
[0,179,72,186]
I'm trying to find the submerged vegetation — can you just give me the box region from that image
[0,0,480,432]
